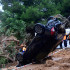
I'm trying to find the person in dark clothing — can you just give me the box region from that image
[60,41,63,49]
[64,40,67,47]
[67,33,70,45]
[63,35,67,47]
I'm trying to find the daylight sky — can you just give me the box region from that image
[0,3,4,12]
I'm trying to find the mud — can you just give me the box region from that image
[2,47,70,70]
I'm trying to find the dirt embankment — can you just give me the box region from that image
[1,48,70,70]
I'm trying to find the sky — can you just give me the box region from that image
[0,3,4,12]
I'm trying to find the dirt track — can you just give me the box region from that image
[2,47,70,70]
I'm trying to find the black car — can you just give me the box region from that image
[16,21,65,67]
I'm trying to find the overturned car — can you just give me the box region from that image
[16,15,69,67]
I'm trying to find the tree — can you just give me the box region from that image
[21,6,44,23]
[52,0,63,5]
[0,1,26,40]
[0,0,60,40]
[61,0,70,17]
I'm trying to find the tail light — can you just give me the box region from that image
[51,27,55,35]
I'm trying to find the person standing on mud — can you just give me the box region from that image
[63,35,67,47]
[60,40,63,49]
[67,33,70,45]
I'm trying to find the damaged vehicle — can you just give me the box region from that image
[16,15,70,67]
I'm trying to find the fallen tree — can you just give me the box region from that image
[0,36,19,64]
[0,54,15,62]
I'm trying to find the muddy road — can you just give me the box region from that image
[2,47,70,70]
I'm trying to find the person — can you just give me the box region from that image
[63,35,67,47]
[16,43,26,67]
[22,46,26,52]
[20,43,26,52]
[60,40,63,49]
[67,33,70,45]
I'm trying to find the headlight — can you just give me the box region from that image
[34,23,45,34]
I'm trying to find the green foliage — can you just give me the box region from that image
[21,6,44,23]
[52,0,70,17]
[0,0,70,40]
[22,0,34,6]
[61,0,70,17]
[43,0,60,17]
[52,0,63,4]
[0,42,16,65]
[0,9,26,39]
[0,57,8,65]
[0,0,59,40]
[6,42,17,58]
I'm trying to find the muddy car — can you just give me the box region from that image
[16,17,66,67]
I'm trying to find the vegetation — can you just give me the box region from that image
[0,0,70,39]
[0,0,70,66]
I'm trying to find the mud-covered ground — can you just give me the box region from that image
[1,47,70,70]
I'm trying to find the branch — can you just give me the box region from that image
[0,54,15,62]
